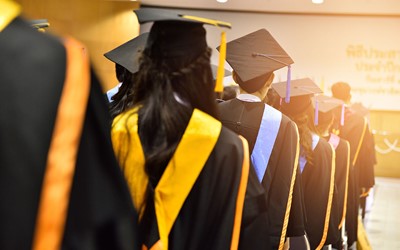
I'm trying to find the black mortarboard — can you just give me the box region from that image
[29,19,49,32]
[104,33,149,74]
[272,77,322,116]
[219,29,293,97]
[134,7,231,92]
[312,95,345,126]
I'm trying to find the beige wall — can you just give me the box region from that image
[15,0,140,91]
[370,111,400,178]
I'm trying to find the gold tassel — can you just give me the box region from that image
[215,31,226,93]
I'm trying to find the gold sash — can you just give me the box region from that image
[32,38,90,250]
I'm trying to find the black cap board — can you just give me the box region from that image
[273,77,323,116]
[134,7,231,92]
[104,33,149,74]
[219,29,293,95]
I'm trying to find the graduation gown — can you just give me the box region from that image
[357,125,376,191]
[218,97,303,249]
[300,135,335,250]
[336,108,374,246]
[325,134,350,247]
[0,13,138,250]
[112,108,271,250]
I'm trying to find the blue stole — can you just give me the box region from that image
[299,133,320,173]
[251,104,282,182]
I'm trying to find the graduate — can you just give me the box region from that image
[313,95,351,249]
[330,82,375,248]
[217,29,306,250]
[111,8,271,249]
[273,78,336,250]
[103,32,149,117]
[0,1,138,249]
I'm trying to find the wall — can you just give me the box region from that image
[370,110,400,178]
[15,0,140,91]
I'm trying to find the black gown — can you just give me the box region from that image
[335,108,374,247]
[0,17,138,250]
[325,134,351,248]
[112,108,271,250]
[218,98,304,249]
[300,136,335,250]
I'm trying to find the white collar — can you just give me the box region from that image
[236,94,262,103]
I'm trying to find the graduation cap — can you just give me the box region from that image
[272,77,322,116]
[218,29,293,98]
[29,19,50,32]
[104,33,149,74]
[134,7,231,92]
[312,95,345,126]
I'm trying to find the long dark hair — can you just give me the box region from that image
[133,34,218,243]
[134,46,218,183]
[315,111,334,138]
[285,103,317,165]
[109,68,135,119]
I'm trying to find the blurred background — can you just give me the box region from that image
[16,0,400,179]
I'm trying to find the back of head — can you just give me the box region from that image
[232,70,273,94]
[274,78,323,165]
[222,85,239,101]
[281,95,316,165]
[129,8,226,185]
[134,18,218,120]
[115,63,127,83]
[315,110,334,137]
[331,81,351,102]
[265,87,281,109]
[313,95,344,136]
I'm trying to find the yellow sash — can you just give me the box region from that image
[353,117,368,166]
[112,109,223,250]
[339,140,351,229]
[279,124,300,250]
[32,37,91,249]
[316,143,336,250]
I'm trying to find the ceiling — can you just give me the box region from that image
[139,0,400,16]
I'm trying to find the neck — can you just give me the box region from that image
[240,87,269,101]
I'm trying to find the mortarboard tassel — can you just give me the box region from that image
[180,15,231,93]
[340,103,345,126]
[215,31,226,93]
[285,65,291,103]
[314,100,319,125]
